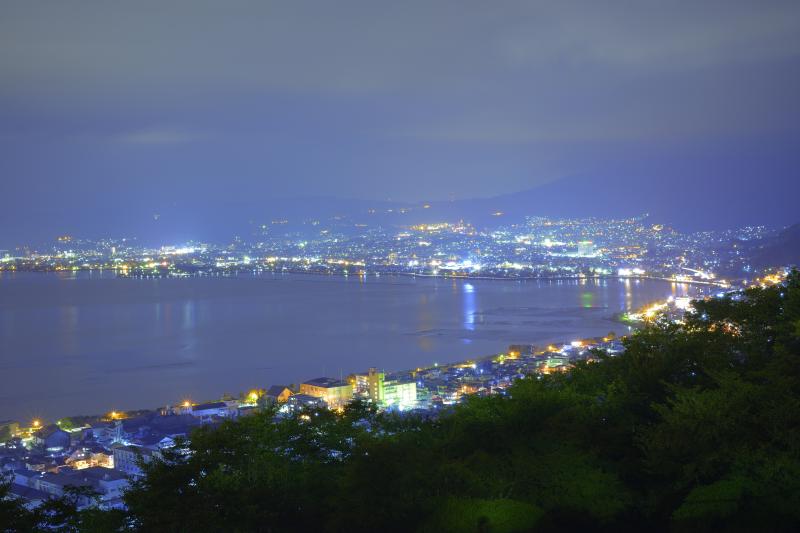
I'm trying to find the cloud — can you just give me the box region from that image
[405,121,652,145]
[0,0,798,211]
[115,128,204,145]
[2,1,799,98]
[495,1,800,71]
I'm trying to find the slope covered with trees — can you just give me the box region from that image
[3,272,800,532]
[747,223,800,269]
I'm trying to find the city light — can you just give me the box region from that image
[0,3,794,524]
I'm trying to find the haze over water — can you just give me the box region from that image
[0,272,696,421]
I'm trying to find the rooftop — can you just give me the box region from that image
[303,377,349,388]
[192,401,228,411]
[266,385,291,397]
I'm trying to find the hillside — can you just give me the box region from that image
[748,223,800,269]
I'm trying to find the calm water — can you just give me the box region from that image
[0,272,696,421]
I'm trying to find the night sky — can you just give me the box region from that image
[2,1,799,245]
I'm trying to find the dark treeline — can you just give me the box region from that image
[3,272,800,532]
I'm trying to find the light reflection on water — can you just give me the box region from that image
[0,272,698,420]
[463,283,476,333]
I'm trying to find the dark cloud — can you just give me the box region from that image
[1,1,799,243]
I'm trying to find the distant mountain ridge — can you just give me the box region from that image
[746,223,800,269]
[3,165,799,247]
[368,170,800,232]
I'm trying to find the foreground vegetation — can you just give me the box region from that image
[3,272,800,532]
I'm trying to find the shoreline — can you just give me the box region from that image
[2,302,640,424]
[3,329,627,427]
[2,266,732,289]
[0,273,697,423]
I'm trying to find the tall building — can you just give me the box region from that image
[366,368,417,410]
[383,380,417,410]
[351,373,370,397]
[367,367,384,403]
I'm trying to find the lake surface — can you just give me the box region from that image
[0,271,696,421]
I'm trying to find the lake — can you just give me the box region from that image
[0,271,696,421]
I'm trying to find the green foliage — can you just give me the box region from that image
[1,477,126,533]
[56,418,78,431]
[422,497,544,533]
[1,474,36,533]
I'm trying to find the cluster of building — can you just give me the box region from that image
[0,411,207,510]
[1,334,625,511]
[0,215,776,286]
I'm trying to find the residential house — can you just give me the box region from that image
[187,401,238,421]
[112,443,162,478]
[264,385,293,404]
[31,425,70,453]
[282,393,325,414]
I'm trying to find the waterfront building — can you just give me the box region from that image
[187,401,239,421]
[282,393,325,414]
[365,368,417,410]
[351,373,370,397]
[383,380,417,410]
[300,377,353,409]
[111,413,200,446]
[367,367,384,403]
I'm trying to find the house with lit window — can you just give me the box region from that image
[65,444,113,470]
[265,385,293,404]
[282,393,326,414]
